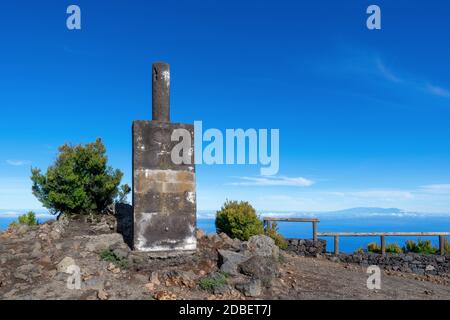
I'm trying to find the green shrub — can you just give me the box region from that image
[354,247,365,254]
[265,222,288,249]
[8,211,39,229]
[444,238,450,254]
[367,242,403,254]
[385,243,403,254]
[198,273,227,292]
[367,242,381,253]
[404,240,417,253]
[99,249,129,269]
[417,239,438,254]
[31,138,130,216]
[404,239,438,254]
[215,200,264,241]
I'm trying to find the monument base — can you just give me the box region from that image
[132,120,196,252]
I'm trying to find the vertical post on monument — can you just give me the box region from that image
[132,61,196,252]
[152,62,170,122]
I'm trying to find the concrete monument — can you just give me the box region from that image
[132,62,196,252]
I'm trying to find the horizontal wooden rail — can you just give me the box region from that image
[318,232,450,237]
[263,217,320,241]
[263,217,320,222]
[317,232,450,256]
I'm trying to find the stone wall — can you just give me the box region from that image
[327,252,450,278]
[286,238,449,278]
[286,239,326,257]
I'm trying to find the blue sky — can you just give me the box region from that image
[1,0,450,214]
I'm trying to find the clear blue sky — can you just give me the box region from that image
[1,1,450,213]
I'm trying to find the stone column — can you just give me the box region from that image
[152,62,170,122]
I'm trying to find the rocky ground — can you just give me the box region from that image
[0,215,449,300]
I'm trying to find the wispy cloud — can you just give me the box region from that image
[6,160,31,166]
[375,58,402,83]
[231,176,315,187]
[426,85,450,98]
[374,58,450,100]
[323,45,450,101]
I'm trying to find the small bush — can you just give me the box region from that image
[404,240,417,253]
[99,249,128,269]
[215,200,264,241]
[367,242,403,254]
[404,239,438,254]
[198,273,227,292]
[18,211,39,226]
[385,243,403,254]
[31,138,130,216]
[265,222,288,249]
[354,247,365,254]
[444,238,450,254]
[8,211,39,229]
[416,239,438,254]
[367,242,381,253]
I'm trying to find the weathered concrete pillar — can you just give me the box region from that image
[132,62,196,252]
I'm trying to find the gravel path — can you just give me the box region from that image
[272,253,450,299]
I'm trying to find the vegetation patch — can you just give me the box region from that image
[366,242,403,254]
[385,243,403,254]
[404,239,438,254]
[9,211,39,229]
[367,242,381,253]
[99,249,129,269]
[31,138,130,217]
[215,200,287,248]
[265,222,288,249]
[198,273,228,292]
[363,239,447,254]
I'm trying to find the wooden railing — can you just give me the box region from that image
[263,217,320,241]
[317,232,450,256]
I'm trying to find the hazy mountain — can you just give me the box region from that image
[321,207,403,216]
[198,207,450,219]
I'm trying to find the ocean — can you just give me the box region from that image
[198,215,450,253]
[2,210,449,253]
[0,212,55,230]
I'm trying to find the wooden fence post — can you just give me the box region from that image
[312,221,318,242]
[439,235,445,256]
[334,236,339,256]
[380,235,386,256]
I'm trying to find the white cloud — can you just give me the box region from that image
[230,176,315,187]
[6,160,31,166]
[420,184,450,194]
